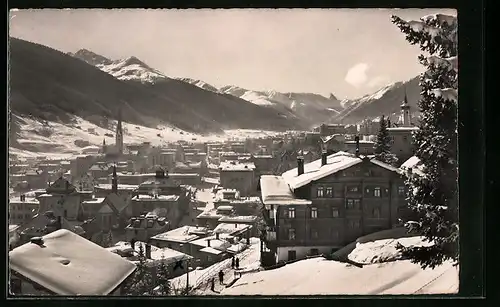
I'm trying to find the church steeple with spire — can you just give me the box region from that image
[115,109,123,155]
[400,89,411,127]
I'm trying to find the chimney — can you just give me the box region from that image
[145,244,152,259]
[207,239,211,247]
[321,151,327,166]
[30,237,44,246]
[297,156,304,176]
[130,239,136,250]
[355,135,360,157]
[56,216,62,230]
[215,232,220,240]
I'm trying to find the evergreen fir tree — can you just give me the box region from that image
[374,115,398,166]
[392,14,458,269]
[155,253,171,296]
[123,243,155,295]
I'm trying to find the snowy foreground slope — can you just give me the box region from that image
[221,233,458,295]
[10,115,285,159]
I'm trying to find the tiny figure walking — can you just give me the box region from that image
[231,256,235,269]
[235,257,240,270]
[210,278,215,292]
[218,270,224,285]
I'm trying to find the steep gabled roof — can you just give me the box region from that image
[9,229,136,295]
[282,152,362,190]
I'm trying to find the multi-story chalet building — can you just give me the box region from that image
[259,149,407,266]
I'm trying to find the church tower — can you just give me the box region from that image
[116,109,124,154]
[401,90,411,127]
[102,138,107,154]
[111,164,118,194]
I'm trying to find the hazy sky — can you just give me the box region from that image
[9,8,455,99]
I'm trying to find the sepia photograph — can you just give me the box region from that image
[8,8,459,296]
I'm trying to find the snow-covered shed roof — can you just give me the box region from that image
[259,175,312,206]
[150,225,202,243]
[282,151,363,190]
[9,229,136,295]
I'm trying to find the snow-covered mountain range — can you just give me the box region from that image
[68,47,420,127]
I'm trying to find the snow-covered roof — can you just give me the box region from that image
[131,194,179,202]
[9,229,136,295]
[321,134,345,143]
[214,223,252,235]
[345,140,374,144]
[222,257,458,295]
[199,246,224,255]
[150,226,202,243]
[282,152,363,190]
[189,236,231,251]
[197,209,224,219]
[369,159,401,173]
[217,205,234,211]
[219,161,256,171]
[94,184,138,191]
[252,155,273,159]
[82,197,105,204]
[387,127,419,131]
[259,175,312,205]
[218,215,259,223]
[400,156,426,177]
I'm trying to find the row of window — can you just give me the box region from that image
[10,213,32,221]
[316,186,406,198]
[286,223,362,241]
[286,203,382,219]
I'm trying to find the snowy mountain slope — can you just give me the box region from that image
[69,48,307,131]
[218,85,344,127]
[96,56,169,84]
[9,114,288,158]
[10,39,304,135]
[331,76,421,124]
[175,77,219,92]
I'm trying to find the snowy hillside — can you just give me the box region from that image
[9,114,287,159]
[331,77,420,124]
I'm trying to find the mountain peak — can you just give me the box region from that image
[70,49,112,66]
[121,56,150,69]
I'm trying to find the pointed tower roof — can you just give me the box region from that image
[401,89,410,108]
[116,109,123,131]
